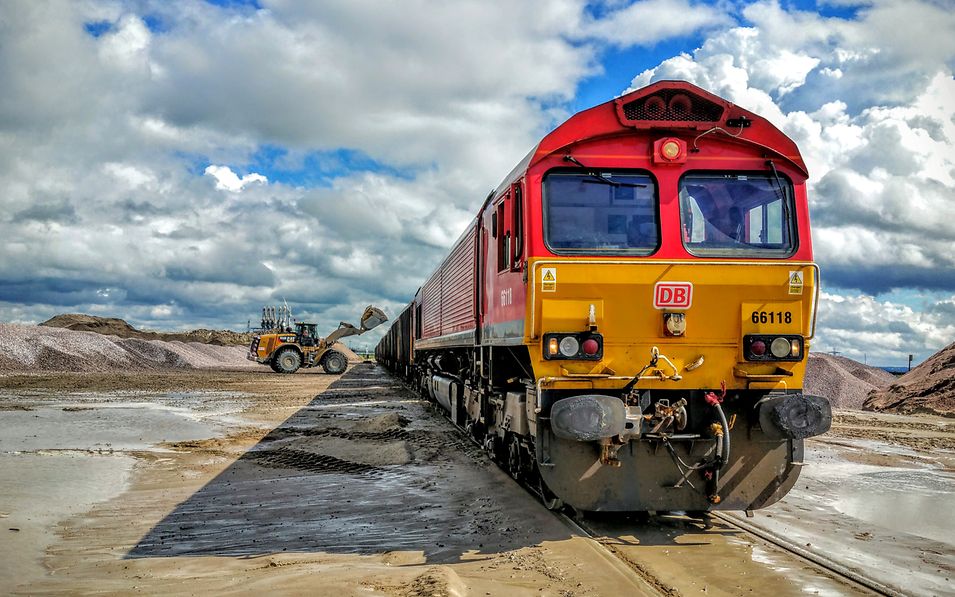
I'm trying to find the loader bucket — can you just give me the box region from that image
[360,306,388,331]
[323,306,389,345]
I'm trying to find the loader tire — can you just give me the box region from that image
[273,347,302,374]
[321,351,347,375]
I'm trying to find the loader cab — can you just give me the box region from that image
[295,322,320,347]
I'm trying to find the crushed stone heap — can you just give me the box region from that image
[0,323,255,373]
[40,313,252,346]
[864,342,955,418]
[804,353,896,410]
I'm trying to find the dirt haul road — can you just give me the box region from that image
[1,365,953,596]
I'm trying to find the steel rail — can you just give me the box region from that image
[555,512,672,597]
[711,512,905,597]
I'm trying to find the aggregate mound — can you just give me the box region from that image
[864,342,955,418]
[333,343,363,363]
[804,353,896,410]
[0,323,255,373]
[41,313,252,346]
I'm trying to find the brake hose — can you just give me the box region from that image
[704,383,731,470]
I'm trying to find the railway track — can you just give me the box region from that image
[709,512,905,597]
[558,508,906,597]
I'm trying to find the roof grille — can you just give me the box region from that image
[622,89,724,123]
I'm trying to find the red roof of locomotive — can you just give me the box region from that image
[539,80,805,174]
[492,80,807,202]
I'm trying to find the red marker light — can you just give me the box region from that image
[750,340,766,356]
[582,338,599,356]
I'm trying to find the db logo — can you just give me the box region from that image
[654,282,693,309]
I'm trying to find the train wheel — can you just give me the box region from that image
[483,435,503,464]
[507,435,523,481]
[466,421,485,443]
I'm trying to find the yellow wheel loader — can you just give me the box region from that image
[248,306,387,374]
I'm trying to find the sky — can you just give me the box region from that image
[1,0,953,365]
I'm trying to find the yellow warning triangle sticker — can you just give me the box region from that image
[790,272,803,285]
[543,270,555,281]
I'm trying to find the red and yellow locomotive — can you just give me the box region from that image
[376,80,830,513]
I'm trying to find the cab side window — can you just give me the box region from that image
[496,198,510,272]
[511,183,523,269]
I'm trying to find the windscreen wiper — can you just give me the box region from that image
[766,159,792,222]
[563,155,647,187]
[765,160,787,203]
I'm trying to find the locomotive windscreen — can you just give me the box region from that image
[678,173,797,257]
[543,171,658,254]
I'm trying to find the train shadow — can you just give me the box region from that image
[126,364,571,564]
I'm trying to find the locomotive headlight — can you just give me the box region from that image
[559,336,580,357]
[770,337,792,358]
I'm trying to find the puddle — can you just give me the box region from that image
[0,392,250,453]
[0,390,250,591]
[0,452,134,591]
[748,545,847,597]
[801,442,955,547]
[830,469,955,545]
[0,404,219,452]
[747,438,955,597]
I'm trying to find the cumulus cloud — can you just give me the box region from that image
[577,0,730,47]
[204,165,267,192]
[815,292,955,364]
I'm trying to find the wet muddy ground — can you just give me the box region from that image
[1,365,953,595]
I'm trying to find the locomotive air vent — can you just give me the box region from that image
[622,89,724,123]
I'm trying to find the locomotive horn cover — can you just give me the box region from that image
[551,395,626,441]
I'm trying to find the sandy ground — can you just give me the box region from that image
[2,367,953,595]
[1,367,648,596]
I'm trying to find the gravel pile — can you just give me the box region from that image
[40,313,252,346]
[0,323,254,373]
[865,341,955,418]
[805,353,896,410]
